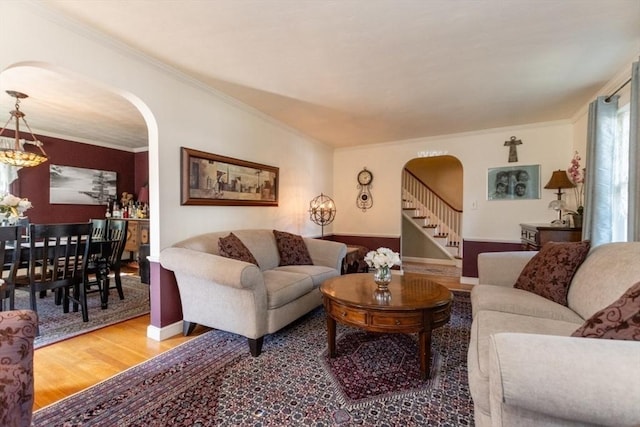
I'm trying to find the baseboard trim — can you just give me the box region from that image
[147,320,183,341]
[461,276,479,285]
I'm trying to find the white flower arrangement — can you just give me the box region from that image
[0,193,32,220]
[364,247,401,270]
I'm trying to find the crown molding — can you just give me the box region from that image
[24,1,328,150]
[570,53,639,124]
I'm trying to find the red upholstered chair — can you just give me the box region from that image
[0,309,37,427]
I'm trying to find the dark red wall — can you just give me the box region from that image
[5,131,148,224]
[134,151,149,194]
[328,234,400,253]
[462,239,523,277]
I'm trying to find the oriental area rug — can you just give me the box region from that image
[33,291,473,426]
[13,274,149,348]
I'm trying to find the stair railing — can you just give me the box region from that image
[402,169,462,254]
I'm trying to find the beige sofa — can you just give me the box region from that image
[469,242,640,427]
[160,229,346,356]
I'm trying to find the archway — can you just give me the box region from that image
[0,62,155,221]
[401,155,463,267]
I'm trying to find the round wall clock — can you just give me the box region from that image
[357,168,373,186]
[356,167,373,211]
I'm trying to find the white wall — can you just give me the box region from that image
[4,2,633,252]
[2,2,334,256]
[333,121,574,243]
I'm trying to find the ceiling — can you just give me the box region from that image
[2,0,639,150]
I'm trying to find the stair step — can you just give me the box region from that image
[412,216,427,219]
[434,233,448,238]
[422,224,437,228]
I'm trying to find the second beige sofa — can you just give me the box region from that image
[160,229,346,356]
[469,242,640,426]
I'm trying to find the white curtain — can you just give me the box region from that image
[583,95,619,247]
[628,59,640,241]
[0,137,20,194]
[584,57,640,246]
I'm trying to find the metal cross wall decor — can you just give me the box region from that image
[504,136,522,163]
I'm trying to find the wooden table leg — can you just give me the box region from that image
[327,316,337,357]
[419,329,432,379]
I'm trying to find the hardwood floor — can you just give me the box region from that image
[33,269,471,411]
[33,314,210,410]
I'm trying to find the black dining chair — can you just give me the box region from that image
[105,219,128,300]
[27,223,93,326]
[85,219,128,305]
[0,225,21,311]
[90,218,107,241]
[16,217,30,242]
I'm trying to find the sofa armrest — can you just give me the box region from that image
[0,310,37,427]
[489,333,640,427]
[477,251,537,287]
[160,247,263,289]
[304,238,347,271]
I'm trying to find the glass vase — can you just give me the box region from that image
[373,266,392,290]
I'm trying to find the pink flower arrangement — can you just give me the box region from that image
[567,151,584,213]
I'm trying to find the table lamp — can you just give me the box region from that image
[544,170,575,222]
[308,193,336,238]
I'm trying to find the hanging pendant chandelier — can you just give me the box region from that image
[0,90,48,167]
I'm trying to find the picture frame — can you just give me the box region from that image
[181,147,279,206]
[487,164,540,201]
[50,165,117,205]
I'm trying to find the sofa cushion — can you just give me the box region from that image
[218,233,259,266]
[468,310,582,415]
[273,230,313,266]
[274,265,338,287]
[571,281,640,340]
[567,242,640,320]
[263,270,314,309]
[514,241,590,306]
[471,285,584,323]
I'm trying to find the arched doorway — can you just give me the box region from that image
[401,155,463,267]
[0,63,152,221]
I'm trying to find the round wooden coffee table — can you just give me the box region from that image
[320,273,453,379]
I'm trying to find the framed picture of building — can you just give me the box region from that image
[181,147,279,206]
[487,164,540,201]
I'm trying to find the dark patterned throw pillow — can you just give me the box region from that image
[218,233,258,266]
[273,230,313,266]
[571,281,640,340]
[514,240,590,306]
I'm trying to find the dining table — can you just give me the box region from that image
[4,236,117,310]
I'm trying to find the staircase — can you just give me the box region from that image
[402,170,462,259]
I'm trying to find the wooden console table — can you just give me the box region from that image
[520,223,582,250]
[124,219,149,255]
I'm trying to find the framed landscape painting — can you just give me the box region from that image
[487,164,540,201]
[181,147,279,206]
[50,165,117,205]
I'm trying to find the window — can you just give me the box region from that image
[0,137,19,195]
[611,104,630,242]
